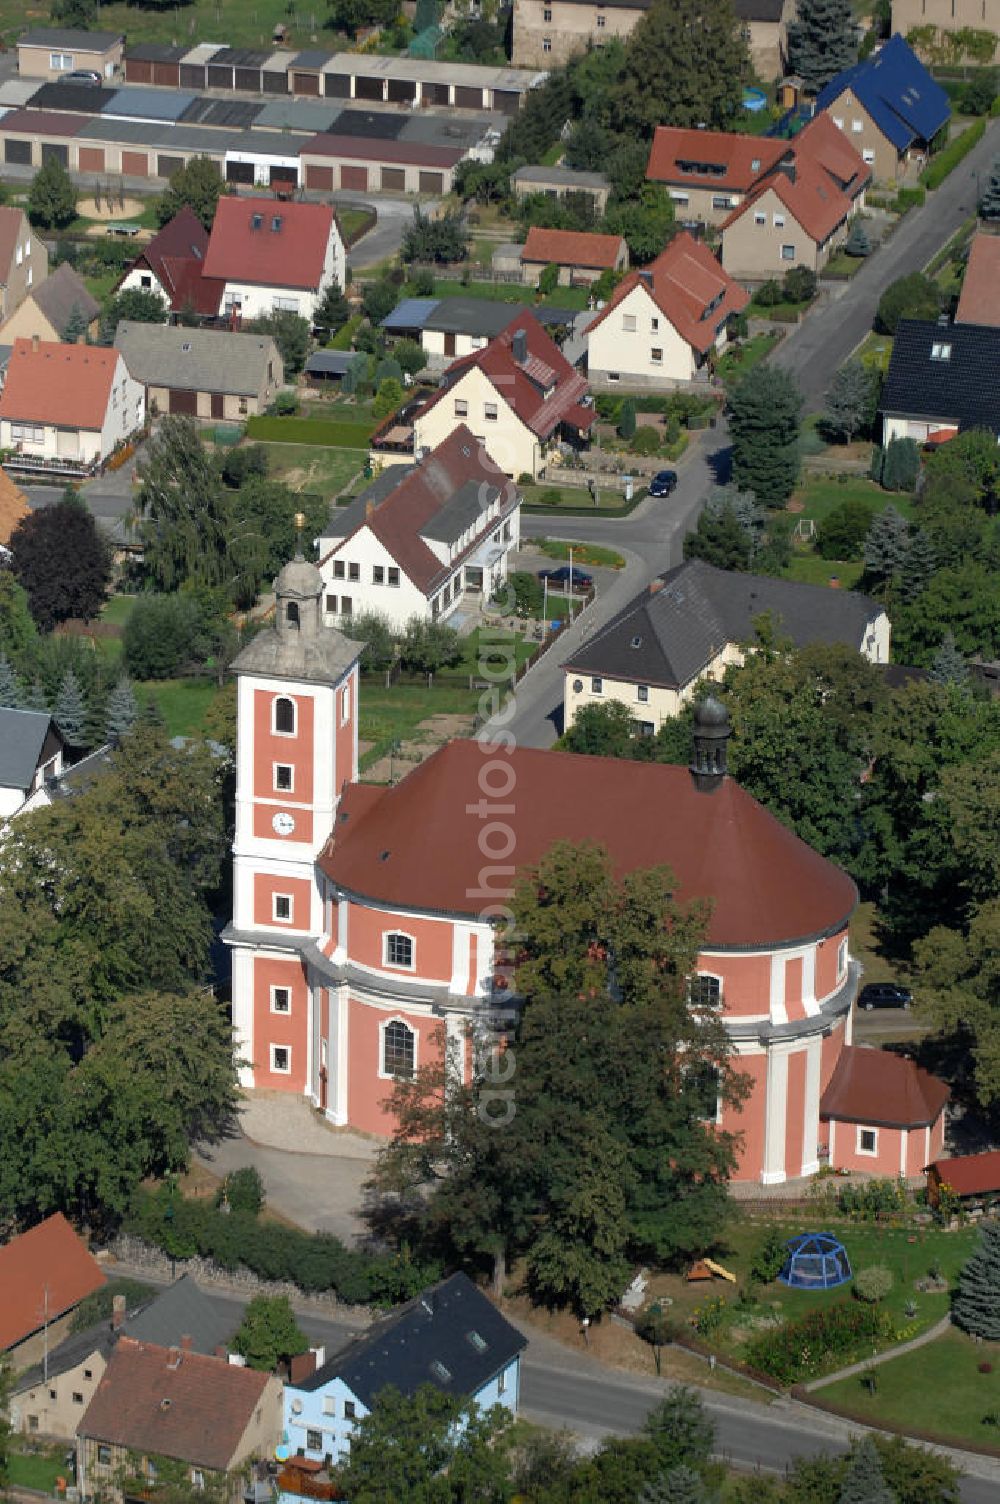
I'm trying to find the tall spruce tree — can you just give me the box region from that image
[930,632,968,688]
[106,676,139,741]
[953,1218,1000,1339]
[788,0,858,91]
[863,504,910,583]
[25,681,49,712]
[824,359,878,442]
[728,366,802,505]
[900,528,936,600]
[54,669,87,747]
[640,1467,707,1504]
[838,1436,896,1504]
[0,654,22,708]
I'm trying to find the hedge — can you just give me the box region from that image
[920,119,986,189]
[246,415,375,447]
[125,1186,439,1307]
[329,315,363,351]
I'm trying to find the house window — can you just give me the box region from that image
[275,764,293,792]
[484,403,498,421]
[931,342,952,361]
[454,399,468,417]
[851,119,863,132]
[323,1397,336,1415]
[98,1447,112,1466]
[773,213,785,227]
[838,938,848,976]
[84,1370,92,1380]
[637,684,649,702]
[28,1416,38,1431]
[607,371,620,382]
[273,894,292,923]
[833,115,844,129]
[497,1367,508,1394]
[638,720,655,736]
[650,317,659,332]
[306,1429,323,1451]
[543,36,552,51]
[344,1401,356,1420]
[651,348,663,364]
[140,273,152,288]
[591,677,603,694]
[50,52,73,70]
[385,932,414,969]
[863,149,875,165]
[754,213,766,225]
[191,1472,205,1491]
[622,314,637,332]
[239,397,249,415]
[712,195,733,210]
[382,1019,416,1078]
[596,9,606,21]
[387,567,399,586]
[543,4,552,15]
[689,974,722,1009]
[326,593,338,614]
[274,696,296,735]
[15,244,21,266]
[373,565,385,584]
[348,563,360,581]
[780,244,796,261]
[147,1462,157,1482]
[73,1392,83,1404]
[271,1045,291,1074]
[271,986,291,1014]
[341,596,353,616]
[333,560,345,579]
[857,1127,878,1156]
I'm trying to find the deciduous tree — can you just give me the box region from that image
[155,156,223,231]
[28,156,76,230]
[232,1295,308,1371]
[612,0,748,135]
[10,491,110,631]
[876,272,941,333]
[251,310,311,377]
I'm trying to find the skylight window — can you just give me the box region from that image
[930,342,951,361]
[466,1331,488,1353]
[430,1360,452,1382]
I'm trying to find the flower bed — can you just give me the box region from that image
[745,1299,897,1384]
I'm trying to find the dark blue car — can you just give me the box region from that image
[648,469,678,498]
[538,565,593,591]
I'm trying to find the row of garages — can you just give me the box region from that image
[124,42,544,116]
[0,110,464,194]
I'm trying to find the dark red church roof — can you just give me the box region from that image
[821,1045,949,1128]
[321,742,857,949]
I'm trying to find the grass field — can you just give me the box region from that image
[138,677,226,739]
[264,443,366,496]
[358,678,478,769]
[417,278,591,312]
[717,331,781,385]
[820,1325,1000,1444]
[784,554,865,589]
[536,538,625,568]
[519,482,635,513]
[0,0,303,49]
[338,207,375,246]
[8,1445,68,1493]
[789,475,910,527]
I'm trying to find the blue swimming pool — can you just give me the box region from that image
[743,86,767,112]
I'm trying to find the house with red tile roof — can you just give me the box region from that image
[519,226,628,288]
[202,197,345,325]
[370,310,594,480]
[585,230,748,389]
[77,1338,283,1503]
[318,426,521,631]
[955,234,1000,328]
[820,1045,948,1176]
[114,206,224,320]
[225,561,949,1183]
[647,127,788,226]
[0,1213,105,1365]
[0,336,145,476]
[720,113,870,280]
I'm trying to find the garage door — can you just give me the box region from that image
[419,171,444,195]
[324,73,350,97]
[455,86,484,109]
[207,65,234,89]
[152,62,180,87]
[493,89,520,115]
[78,146,105,172]
[179,65,206,89]
[262,69,289,94]
[169,389,198,416]
[355,75,383,101]
[305,163,334,191]
[5,139,31,166]
[422,82,449,106]
[292,71,320,96]
[158,154,183,179]
[210,393,224,419]
[42,143,69,167]
[341,164,368,191]
[226,160,254,185]
[387,77,416,103]
[270,164,297,187]
[381,167,405,192]
[126,59,152,84]
[235,66,261,91]
[122,150,149,176]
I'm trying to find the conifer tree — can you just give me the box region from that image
[105,676,139,742]
[954,1218,1000,1339]
[54,669,87,747]
[641,1465,707,1504]
[0,654,22,708]
[838,1436,896,1504]
[900,528,936,600]
[863,504,910,583]
[62,303,90,345]
[25,680,49,712]
[728,366,802,505]
[930,631,968,688]
[788,0,858,91]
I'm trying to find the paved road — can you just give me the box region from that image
[773,117,1000,405]
[490,424,730,748]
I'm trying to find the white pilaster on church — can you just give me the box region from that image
[761,1044,789,1185]
[801,1034,823,1177]
[327,984,350,1126]
[231,947,255,1089]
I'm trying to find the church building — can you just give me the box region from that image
[225,558,947,1185]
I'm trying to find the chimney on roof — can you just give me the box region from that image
[112,1294,126,1331]
[689,695,730,793]
[777,160,796,184]
[511,328,528,365]
[167,1346,182,1370]
[31,333,39,353]
[366,498,375,519]
[180,1334,193,1353]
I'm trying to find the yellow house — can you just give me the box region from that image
[0,263,99,345]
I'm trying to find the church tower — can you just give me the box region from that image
[227,553,362,1095]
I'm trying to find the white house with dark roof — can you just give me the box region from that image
[0,706,65,818]
[562,559,890,733]
[318,426,520,630]
[283,1273,526,1464]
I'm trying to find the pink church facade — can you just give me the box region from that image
[226,558,946,1185]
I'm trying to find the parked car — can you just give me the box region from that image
[63,69,102,85]
[857,982,912,1011]
[538,565,593,592]
[648,469,678,498]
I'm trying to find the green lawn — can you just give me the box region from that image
[264,444,367,496]
[359,679,480,770]
[536,538,625,569]
[81,267,122,304]
[519,482,636,514]
[716,331,781,385]
[857,331,894,374]
[784,555,865,589]
[138,678,226,739]
[415,278,590,312]
[8,1445,69,1493]
[820,1325,1000,1444]
[339,207,376,246]
[789,475,906,527]
[0,0,291,46]
[824,250,866,279]
[101,595,137,628]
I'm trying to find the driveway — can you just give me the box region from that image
[339,192,427,270]
[489,423,730,748]
[773,116,1000,405]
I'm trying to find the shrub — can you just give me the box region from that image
[754,278,783,307]
[894,185,926,212]
[271,390,299,417]
[750,1226,789,1285]
[876,272,941,333]
[218,1166,265,1217]
[631,426,661,455]
[880,435,920,493]
[501,570,543,616]
[746,1301,894,1384]
[123,594,210,680]
[220,445,269,488]
[837,1177,908,1220]
[854,1265,894,1304]
[537,262,560,295]
[782,265,817,304]
[921,120,986,190]
[617,398,636,440]
[816,498,876,559]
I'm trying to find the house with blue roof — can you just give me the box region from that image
[814,34,950,183]
[281,1273,526,1467]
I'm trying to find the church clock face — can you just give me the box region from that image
[272,811,296,837]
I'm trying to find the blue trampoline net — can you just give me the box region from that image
[778,1231,852,1289]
